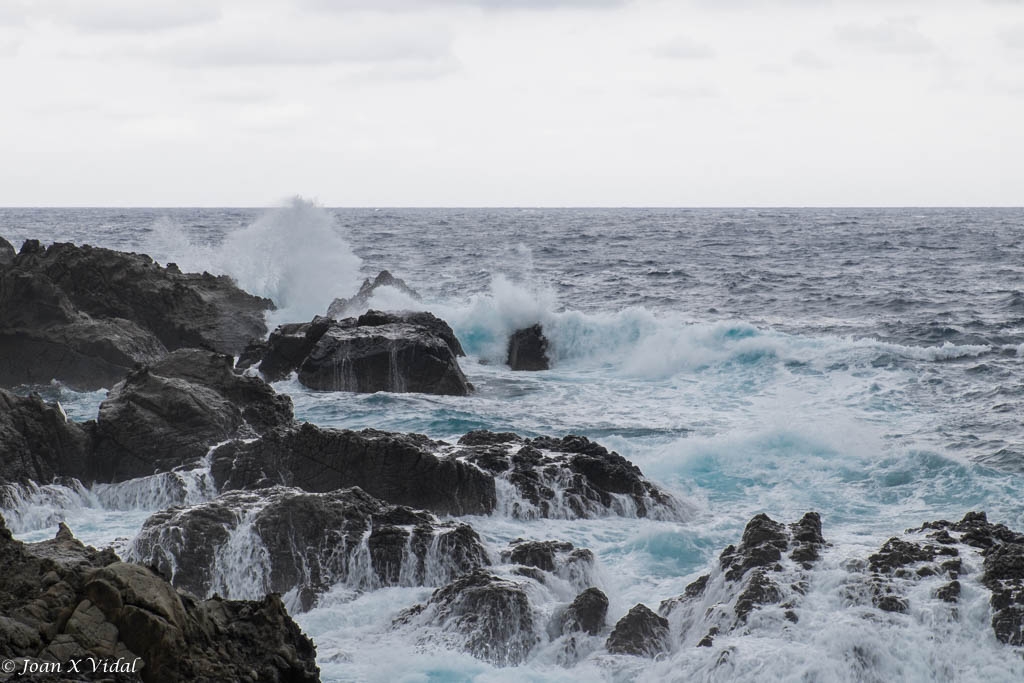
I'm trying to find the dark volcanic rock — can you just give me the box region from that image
[131,486,488,604]
[507,324,550,371]
[395,570,538,667]
[0,240,272,389]
[238,311,469,395]
[236,316,333,382]
[327,270,421,318]
[299,318,470,395]
[560,587,608,636]
[0,515,318,683]
[501,539,596,589]
[457,431,682,520]
[0,236,15,265]
[605,604,670,657]
[211,424,496,516]
[90,349,293,483]
[0,389,92,487]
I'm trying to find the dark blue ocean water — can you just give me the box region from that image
[2,204,1023,681]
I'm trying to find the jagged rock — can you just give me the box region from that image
[236,316,333,383]
[89,349,293,483]
[327,270,421,318]
[560,588,608,636]
[0,236,15,265]
[237,311,469,395]
[457,431,682,520]
[719,513,790,581]
[501,539,596,588]
[394,570,538,667]
[0,389,92,487]
[0,240,272,389]
[210,424,496,516]
[507,324,550,371]
[605,604,670,657]
[0,515,318,683]
[131,486,488,605]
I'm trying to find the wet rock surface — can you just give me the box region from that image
[0,389,92,487]
[326,271,421,319]
[210,424,496,516]
[605,604,670,657]
[131,486,488,606]
[0,240,272,390]
[238,311,469,395]
[394,570,538,667]
[559,587,608,636]
[457,431,682,520]
[506,324,550,371]
[0,515,318,683]
[90,350,293,482]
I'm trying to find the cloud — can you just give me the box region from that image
[792,49,831,69]
[299,0,627,11]
[139,25,455,68]
[652,36,716,60]
[836,17,935,55]
[37,0,222,33]
[1001,24,1024,49]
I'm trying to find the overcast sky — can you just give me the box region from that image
[0,0,1021,206]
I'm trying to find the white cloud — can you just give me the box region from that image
[792,49,831,69]
[836,17,935,54]
[1001,24,1024,49]
[38,0,222,33]
[139,25,455,68]
[300,0,627,11]
[652,35,716,60]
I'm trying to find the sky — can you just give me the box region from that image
[0,0,1022,206]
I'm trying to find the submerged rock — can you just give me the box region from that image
[90,349,293,482]
[327,270,421,319]
[130,486,488,606]
[605,604,670,657]
[0,240,272,390]
[507,324,550,371]
[0,514,318,683]
[238,310,470,395]
[210,424,496,516]
[394,570,539,667]
[560,587,608,636]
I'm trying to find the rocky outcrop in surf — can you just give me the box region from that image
[91,349,293,482]
[0,515,318,683]
[0,389,93,488]
[0,239,272,390]
[129,486,489,610]
[457,431,683,520]
[237,310,470,395]
[0,236,14,265]
[210,424,495,516]
[326,270,420,318]
[507,324,550,371]
[209,425,682,521]
[394,570,539,667]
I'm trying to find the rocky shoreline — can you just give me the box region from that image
[3,237,1024,679]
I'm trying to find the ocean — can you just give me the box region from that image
[2,202,1023,681]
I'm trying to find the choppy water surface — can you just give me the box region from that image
[2,205,1023,681]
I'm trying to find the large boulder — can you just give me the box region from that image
[507,324,550,371]
[0,389,92,487]
[327,270,420,318]
[394,570,539,667]
[0,516,318,683]
[558,587,608,636]
[90,350,293,483]
[129,486,489,607]
[0,240,273,390]
[456,431,684,520]
[605,604,670,657]
[210,424,496,516]
[238,311,469,395]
